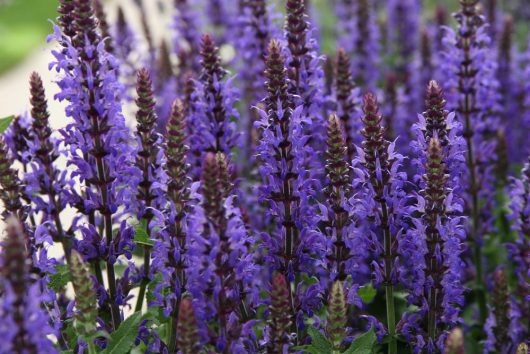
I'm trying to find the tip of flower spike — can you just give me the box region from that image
[135,68,157,129]
[2,215,30,290]
[427,80,443,98]
[328,113,342,131]
[177,296,200,354]
[29,72,49,123]
[362,92,379,116]
[516,343,529,354]
[268,273,292,351]
[427,137,443,161]
[200,34,225,81]
[271,272,288,291]
[327,281,347,348]
[445,327,464,354]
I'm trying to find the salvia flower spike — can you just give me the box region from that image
[2,0,530,352]
[176,297,201,354]
[0,216,57,353]
[69,250,98,350]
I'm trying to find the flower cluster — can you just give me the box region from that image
[1,0,530,353]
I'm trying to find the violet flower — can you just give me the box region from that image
[49,0,135,329]
[387,0,422,115]
[484,267,524,353]
[25,72,73,258]
[256,39,324,331]
[497,15,524,164]
[285,0,326,156]
[438,0,502,324]
[506,159,530,337]
[133,68,168,312]
[334,0,380,89]
[150,99,192,353]
[188,34,240,178]
[0,216,57,353]
[331,49,362,161]
[322,113,364,287]
[352,93,407,353]
[399,82,467,353]
[173,0,202,78]
[186,153,257,352]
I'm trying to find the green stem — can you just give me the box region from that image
[168,298,180,354]
[134,246,151,312]
[385,284,397,354]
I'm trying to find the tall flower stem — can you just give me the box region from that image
[133,68,160,312]
[456,0,486,324]
[29,72,71,259]
[361,93,397,354]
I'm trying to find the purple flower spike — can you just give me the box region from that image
[334,0,380,89]
[352,92,407,352]
[256,39,324,331]
[507,160,530,337]
[484,267,523,353]
[0,137,24,219]
[400,81,466,353]
[0,216,57,353]
[322,114,358,283]
[187,152,257,352]
[188,34,240,178]
[50,0,136,329]
[439,0,502,324]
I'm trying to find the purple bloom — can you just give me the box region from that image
[399,83,467,353]
[188,34,240,178]
[0,216,57,353]
[507,159,530,337]
[186,153,258,352]
[173,0,202,78]
[49,0,135,328]
[334,0,380,89]
[24,72,73,257]
[438,2,502,324]
[256,39,325,330]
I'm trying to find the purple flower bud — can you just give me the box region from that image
[266,273,292,353]
[177,297,201,354]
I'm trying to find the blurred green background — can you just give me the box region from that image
[0,0,526,76]
[0,0,58,74]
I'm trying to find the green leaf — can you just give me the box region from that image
[100,312,143,354]
[307,326,332,354]
[0,115,14,133]
[357,283,377,304]
[48,264,71,292]
[134,219,153,247]
[343,327,376,354]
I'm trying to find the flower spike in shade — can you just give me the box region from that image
[327,281,347,350]
[0,137,23,218]
[323,113,356,282]
[0,216,57,353]
[27,72,72,257]
[69,250,98,349]
[266,273,292,354]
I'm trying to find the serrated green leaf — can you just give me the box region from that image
[357,283,377,304]
[0,115,14,133]
[134,219,153,247]
[100,312,142,354]
[307,326,332,354]
[343,326,376,354]
[48,264,71,291]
